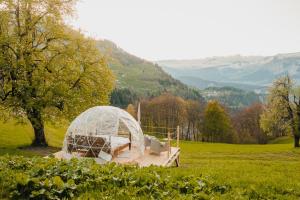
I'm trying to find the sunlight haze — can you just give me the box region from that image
[71,0,300,60]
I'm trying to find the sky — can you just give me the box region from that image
[70,0,300,61]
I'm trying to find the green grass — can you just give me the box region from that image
[0,120,66,148]
[0,120,66,156]
[0,122,300,198]
[0,120,34,148]
[268,136,294,144]
[175,141,300,199]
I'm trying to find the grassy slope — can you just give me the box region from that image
[0,120,66,149]
[177,141,300,199]
[96,40,198,98]
[268,136,294,144]
[0,123,299,198]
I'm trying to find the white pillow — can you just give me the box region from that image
[98,150,112,161]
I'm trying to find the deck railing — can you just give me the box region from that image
[141,125,180,158]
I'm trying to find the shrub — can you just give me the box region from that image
[0,156,230,199]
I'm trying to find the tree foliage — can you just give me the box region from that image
[260,75,300,147]
[185,99,204,141]
[139,94,238,143]
[0,0,114,146]
[141,93,187,137]
[110,88,138,108]
[125,103,136,119]
[203,100,237,143]
[233,103,267,144]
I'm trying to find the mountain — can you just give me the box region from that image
[157,53,300,93]
[200,87,262,109]
[96,40,203,107]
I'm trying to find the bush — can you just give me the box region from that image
[0,156,230,200]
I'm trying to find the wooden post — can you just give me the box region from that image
[137,102,141,125]
[168,131,171,158]
[176,126,180,148]
[175,156,180,167]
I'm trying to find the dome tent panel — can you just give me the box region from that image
[119,114,144,153]
[118,119,130,137]
[62,106,144,157]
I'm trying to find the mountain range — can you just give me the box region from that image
[96,40,296,108]
[96,40,203,107]
[157,53,300,93]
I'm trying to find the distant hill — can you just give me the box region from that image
[96,40,203,107]
[200,87,261,109]
[177,76,261,91]
[157,53,300,93]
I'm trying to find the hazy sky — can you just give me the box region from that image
[71,0,300,61]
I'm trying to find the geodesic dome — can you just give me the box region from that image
[62,106,144,157]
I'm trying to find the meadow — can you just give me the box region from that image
[177,141,300,199]
[0,120,300,199]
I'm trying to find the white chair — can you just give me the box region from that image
[144,134,152,148]
[150,137,169,155]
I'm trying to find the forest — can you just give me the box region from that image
[124,75,300,147]
[125,93,266,144]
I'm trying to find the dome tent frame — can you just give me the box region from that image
[55,105,181,167]
[62,106,144,159]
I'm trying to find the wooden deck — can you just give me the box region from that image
[53,146,180,167]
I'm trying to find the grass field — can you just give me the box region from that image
[0,120,66,156]
[0,121,300,199]
[268,136,294,144]
[176,142,300,199]
[0,120,66,148]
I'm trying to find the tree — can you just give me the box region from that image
[110,88,138,108]
[260,75,300,147]
[185,100,203,141]
[126,104,136,119]
[0,0,114,146]
[141,93,187,136]
[203,100,237,143]
[233,103,267,144]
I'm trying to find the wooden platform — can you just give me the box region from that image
[53,147,180,167]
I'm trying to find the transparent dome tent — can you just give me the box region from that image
[62,106,144,160]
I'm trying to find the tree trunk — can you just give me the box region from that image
[296,108,300,148]
[294,135,300,148]
[187,121,191,140]
[27,108,47,147]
